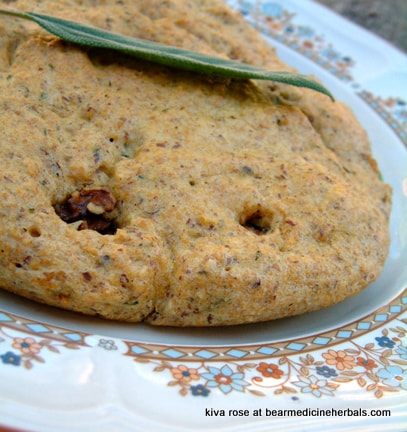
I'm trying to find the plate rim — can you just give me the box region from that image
[1,0,406,429]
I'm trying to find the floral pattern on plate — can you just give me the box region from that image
[233,0,355,81]
[1,289,406,400]
[131,325,407,399]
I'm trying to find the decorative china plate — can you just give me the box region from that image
[1,1,406,431]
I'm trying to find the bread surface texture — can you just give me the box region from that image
[0,0,391,325]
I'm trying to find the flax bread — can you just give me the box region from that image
[0,0,391,326]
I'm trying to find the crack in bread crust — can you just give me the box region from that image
[0,0,391,326]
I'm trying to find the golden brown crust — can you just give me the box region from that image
[0,0,391,325]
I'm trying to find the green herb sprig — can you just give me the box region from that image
[0,8,334,100]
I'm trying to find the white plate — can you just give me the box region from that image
[1,1,406,431]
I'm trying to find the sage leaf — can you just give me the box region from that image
[0,8,334,100]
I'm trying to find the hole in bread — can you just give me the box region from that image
[53,188,119,235]
[28,226,42,238]
[240,207,275,235]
